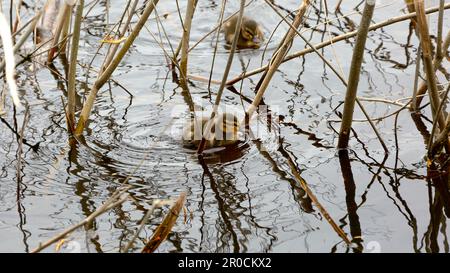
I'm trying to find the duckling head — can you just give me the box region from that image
[240,19,264,48]
[214,112,240,144]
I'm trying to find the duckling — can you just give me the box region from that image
[223,15,264,49]
[183,112,240,149]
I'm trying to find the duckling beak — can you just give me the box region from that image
[252,36,261,44]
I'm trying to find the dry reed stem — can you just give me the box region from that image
[413,0,445,132]
[413,30,450,110]
[47,1,74,63]
[66,0,84,133]
[123,199,175,253]
[179,0,196,112]
[428,84,450,155]
[142,192,187,253]
[430,113,450,156]
[207,0,227,94]
[75,0,159,136]
[12,0,24,33]
[411,45,422,110]
[436,0,445,61]
[59,3,72,54]
[337,1,375,149]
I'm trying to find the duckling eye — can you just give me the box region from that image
[244,28,255,37]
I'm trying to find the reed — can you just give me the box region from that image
[66,0,84,133]
[179,0,197,112]
[412,29,450,110]
[141,192,187,253]
[428,84,450,156]
[337,1,375,149]
[413,0,445,130]
[47,1,75,63]
[123,198,175,253]
[436,0,445,61]
[59,2,72,55]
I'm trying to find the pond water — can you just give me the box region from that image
[0,0,449,253]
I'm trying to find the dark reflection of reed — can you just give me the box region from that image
[68,137,160,252]
[198,156,276,253]
[410,110,450,252]
[338,148,423,252]
[424,161,450,253]
[198,159,240,253]
[16,170,31,253]
[410,112,431,145]
[255,140,314,213]
[68,143,103,252]
[337,149,363,253]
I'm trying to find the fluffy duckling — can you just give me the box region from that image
[223,15,264,49]
[183,112,240,149]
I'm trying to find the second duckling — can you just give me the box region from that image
[182,112,241,149]
[223,15,264,49]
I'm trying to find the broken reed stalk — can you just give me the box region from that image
[141,192,187,253]
[337,1,375,149]
[74,0,159,136]
[123,199,170,252]
[179,0,196,112]
[66,0,84,133]
[245,0,311,123]
[226,3,450,86]
[47,1,74,63]
[413,0,445,131]
[196,0,246,154]
[31,187,130,253]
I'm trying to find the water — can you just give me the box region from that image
[0,0,449,253]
